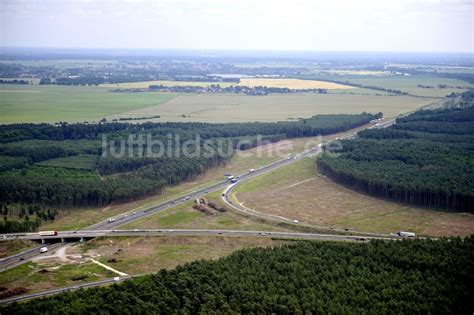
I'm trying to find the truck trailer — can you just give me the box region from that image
[397,231,416,238]
[38,231,58,236]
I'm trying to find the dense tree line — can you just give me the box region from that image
[0,166,165,207]
[4,238,473,314]
[0,113,379,213]
[0,113,379,144]
[0,203,56,233]
[116,84,329,95]
[317,105,474,211]
[0,79,29,84]
[0,217,41,233]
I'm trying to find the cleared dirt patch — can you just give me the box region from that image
[235,158,474,237]
[0,260,115,296]
[75,236,289,275]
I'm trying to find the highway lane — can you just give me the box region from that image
[1,229,394,242]
[219,118,402,235]
[0,275,135,305]
[0,227,396,304]
[0,119,403,301]
[221,149,321,225]
[0,119,389,271]
[90,145,323,231]
[0,153,300,271]
[219,129,355,225]
[0,243,64,272]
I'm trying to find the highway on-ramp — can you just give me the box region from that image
[0,228,393,305]
[0,137,325,271]
[0,119,391,272]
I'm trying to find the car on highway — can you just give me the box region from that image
[40,246,48,253]
[113,277,120,282]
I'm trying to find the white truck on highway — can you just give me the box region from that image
[396,231,416,238]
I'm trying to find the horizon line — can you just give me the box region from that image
[1,46,473,55]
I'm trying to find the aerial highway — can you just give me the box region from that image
[0,137,323,271]
[0,275,135,305]
[0,119,410,303]
[0,243,64,271]
[0,226,403,304]
[0,119,389,272]
[1,228,392,242]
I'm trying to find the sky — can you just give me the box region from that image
[1,0,473,53]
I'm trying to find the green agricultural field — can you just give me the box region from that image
[2,82,436,124]
[109,93,434,122]
[0,85,176,124]
[319,74,473,98]
[328,87,394,96]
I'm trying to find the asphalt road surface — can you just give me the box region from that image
[0,137,326,271]
[0,276,135,305]
[2,228,392,242]
[0,121,393,302]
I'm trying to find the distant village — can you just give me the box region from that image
[111,84,329,95]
